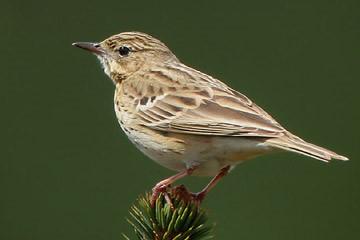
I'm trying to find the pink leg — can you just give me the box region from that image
[194,165,230,202]
[151,167,195,205]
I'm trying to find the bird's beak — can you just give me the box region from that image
[72,42,105,55]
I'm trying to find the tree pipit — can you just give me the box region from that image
[73,32,348,204]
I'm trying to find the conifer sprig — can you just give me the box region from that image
[124,188,214,240]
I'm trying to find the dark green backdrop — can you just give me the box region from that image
[1,0,359,239]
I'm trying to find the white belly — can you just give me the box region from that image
[179,136,272,176]
[121,123,272,176]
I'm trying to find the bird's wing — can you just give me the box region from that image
[134,78,286,138]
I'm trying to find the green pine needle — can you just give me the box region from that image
[124,190,214,240]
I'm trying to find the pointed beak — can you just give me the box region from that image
[72,42,105,55]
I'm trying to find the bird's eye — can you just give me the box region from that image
[118,46,131,56]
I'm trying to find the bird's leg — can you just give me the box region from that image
[193,165,231,202]
[151,167,196,206]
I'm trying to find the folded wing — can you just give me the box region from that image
[136,84,286,138]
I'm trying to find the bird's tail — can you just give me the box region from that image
[265,133,349,162]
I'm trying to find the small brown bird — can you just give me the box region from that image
[73,32,348,202]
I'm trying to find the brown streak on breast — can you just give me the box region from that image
[111,72,126,83]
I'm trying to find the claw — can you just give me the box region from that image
[191,191,206,203]
[151,183,170,206]
[150,167,197,207]
[150,165,229,208]
[173,165,231,205]
[171,185,204,204]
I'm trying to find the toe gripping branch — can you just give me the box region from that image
[151,165,230,208]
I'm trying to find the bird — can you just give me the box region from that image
[73,31,348,203]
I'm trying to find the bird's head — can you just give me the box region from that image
[73,32,178,83]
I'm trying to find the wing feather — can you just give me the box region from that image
[135,82,285,138]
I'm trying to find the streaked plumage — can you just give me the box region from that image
[73,32,348,199]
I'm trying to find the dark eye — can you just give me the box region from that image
[118,46,131,56]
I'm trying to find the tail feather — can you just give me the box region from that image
[265,135,349,162]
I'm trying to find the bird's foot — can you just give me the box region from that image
[151,181,172,207]
[171,185,206,205]
[151,184,208,210]
[151,167,197,208]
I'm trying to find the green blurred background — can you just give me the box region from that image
[1,0,359,239]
